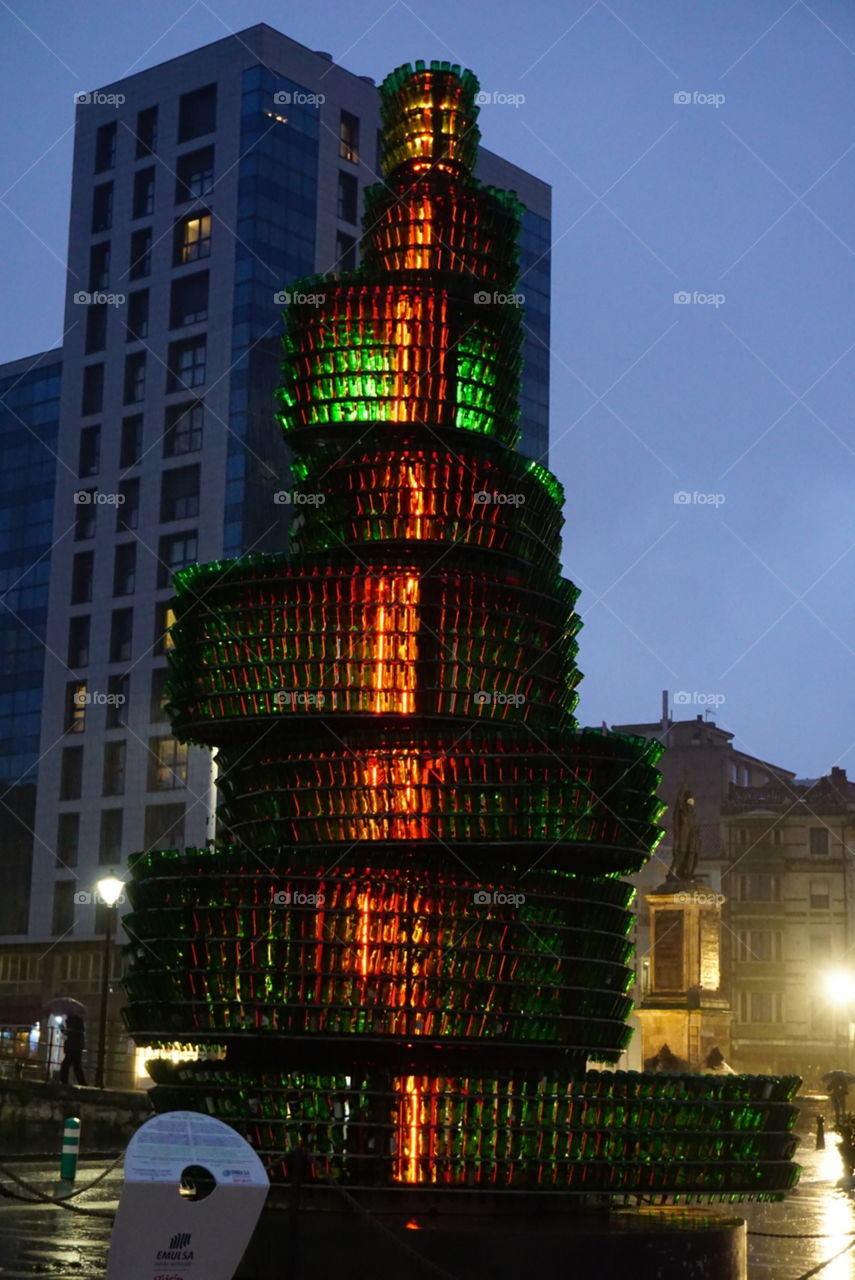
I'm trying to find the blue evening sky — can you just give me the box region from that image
[0,0,852,777]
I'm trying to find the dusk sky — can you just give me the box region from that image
[0,0,852,778]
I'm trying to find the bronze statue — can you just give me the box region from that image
[670,783,701,880]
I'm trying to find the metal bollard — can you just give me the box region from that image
[60,1116,81,1181]
[816,1114,825,1150]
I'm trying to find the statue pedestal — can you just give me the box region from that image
[636,877,731,1068]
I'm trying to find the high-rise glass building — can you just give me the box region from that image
[0,28,550,1054]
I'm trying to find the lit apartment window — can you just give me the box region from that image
[113,542,136,596]
[105,673,129,728]
[116,478,140,531]
[59,746,84,800]
[84,304,107,354]
[70,552,94,602]
[178,83,217,142]
[91,182,113,233]
[81,364,104,415]
[135,105,158,158]
[169,271,209,327]
[157,530,197,587]
[127,289,149,341]
[153,602,177,654]
[166,338,206,392]
[163,401,203,455]
[123,351,146,404]
[89,241,110,290]
[67,614,90,666]
[103,740,126,796]
[120,415,143,468]
[160,464,200,522]
[339,110,359,162]
[65,681,87,733]
[109,608,133,662]
[52,882,75,937]
[810,827,830,856]
[174,212,212,265]
[56,812,80,870]
[148,736,188,789]
[94,121,117,173]
[129,227,152,280]
[175,145,214,201]
[78,424,101,477]
[337,170,358,224]
[132,167,155,219]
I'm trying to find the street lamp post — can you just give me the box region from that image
[823,970,855,1073]
[95,875,124,1089]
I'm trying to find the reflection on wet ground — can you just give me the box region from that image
[0,1101,851,1278]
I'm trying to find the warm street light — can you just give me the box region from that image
[95,873,124,1089]
[823,970,855,1005]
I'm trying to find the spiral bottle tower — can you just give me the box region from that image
[125,62,800,1200]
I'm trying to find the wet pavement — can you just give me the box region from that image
[0,1101,851,1278]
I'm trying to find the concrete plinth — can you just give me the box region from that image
[237,1192,746,1280]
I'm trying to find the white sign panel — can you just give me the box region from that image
[106,1110,269,1280]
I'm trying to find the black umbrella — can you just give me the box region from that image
[44,997,87,1018]
[822,1070,855,1086]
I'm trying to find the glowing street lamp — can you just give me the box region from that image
[823,970,855,1006]
[95,874,124,1089]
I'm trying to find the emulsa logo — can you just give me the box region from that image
[155,1230,194,1265]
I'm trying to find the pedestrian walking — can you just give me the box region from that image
[59,1015,87,1085]
[703,1046,736,1075]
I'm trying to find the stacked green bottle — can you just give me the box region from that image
[123,60,800,1199]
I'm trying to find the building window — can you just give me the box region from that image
[78,424,101,477]
[731,827,751,847]
[56,812,80,870]
[129,227,152,280]
[116,478,140,531]
[65,681,87,733]
[166,338,206,392]
[144,803,185,850]
[164,401,203,455]
[52,882,75,937]
[150,667,170,722]
[736,930,782,962]
[153,601,177,654]
[99,809,124,864]
[124,351,146,404]
[175,144,214,202]
[132,167,155,219]
[148,736,188,789]
[339,110,359,162]
[71,552,94,603]
[174,212,212,265]
[113,542,136,596]
[94,121,117,172]
[738,874,779,902]
[336,231,357,271]
[67,614,90,666]
[127,289,149,341]
[337,170,358,224]
[160,464,200,522]
[158,531,197,587]
[74,491,97,540]
[739,991,782,1024]
[770,827,784,847]
[810,879,830,910]
[103,740,126,796]
[60,746,84,800]
[810,827,830,856]
[120,415,143,469]
[135,105,158,157]
[170,271,209,327]
[109,608,133,663]
[89,241,110,290]
[91,182,113,233]
[105,673,129,729]
[84,303,108,354]
[178,83,217,142]
[81,363,104,415]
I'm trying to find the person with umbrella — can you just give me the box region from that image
[823,1070,855,1125]
[46,998,88,1087]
